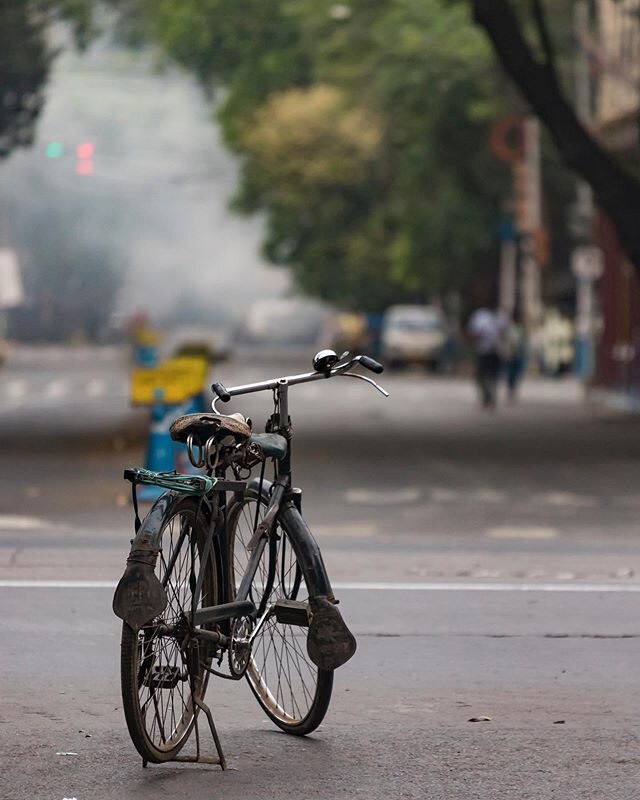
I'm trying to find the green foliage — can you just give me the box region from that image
[120,0,517,309]
[0,0,94,159]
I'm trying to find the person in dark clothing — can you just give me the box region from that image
[467,306,508,408]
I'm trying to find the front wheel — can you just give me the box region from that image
[227,489,333,735]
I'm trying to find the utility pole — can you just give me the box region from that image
[515,116,544,333]
[572,0,601,378]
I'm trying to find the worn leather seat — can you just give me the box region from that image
[170,412,251,445]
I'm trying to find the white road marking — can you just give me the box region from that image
[537,491,598,509]
[43,379,68,399]
[332,581,640,593]
[430,487,460,503]
[86,379,106,398]
[313,523,378,538]
[485,526,559,541]
[6,379,26,399]
[1,579,640,593]
[0,515,62,530]
[344,488,422,505]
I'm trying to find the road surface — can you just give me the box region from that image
[1,345,639,798]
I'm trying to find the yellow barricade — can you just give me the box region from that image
[131,327,161,347]
[130,356,209,406]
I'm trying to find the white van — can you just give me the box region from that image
[381,305,448,369]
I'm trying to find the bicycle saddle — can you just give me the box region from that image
[170,412,251,445]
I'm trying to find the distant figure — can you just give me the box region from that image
[467,305,508,408]
[501,311,527,403]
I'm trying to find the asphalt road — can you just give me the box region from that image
[2,585,639,800]
[1,345,640,798]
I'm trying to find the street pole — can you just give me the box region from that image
[573,0,598,379]
[498,218,517,316]
[518,117,543,334]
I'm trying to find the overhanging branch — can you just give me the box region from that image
[530,0,556,70]
[471,0,640,270]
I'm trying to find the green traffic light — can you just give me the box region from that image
[45,141,63,158]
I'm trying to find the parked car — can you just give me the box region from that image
[380,305,448,370]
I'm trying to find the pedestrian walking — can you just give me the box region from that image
[501,311,527,403]
[467,304,507,408]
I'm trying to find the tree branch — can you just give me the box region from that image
[530,0,556,70]
[471,0,640,270]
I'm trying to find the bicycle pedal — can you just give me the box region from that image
[273,599,310,627]
[146,665,186,690]
[307,596,357,671]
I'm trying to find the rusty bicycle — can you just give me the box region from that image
[113,349,387,767]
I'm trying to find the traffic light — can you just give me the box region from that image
[76,141,94,177]
[76,141,94,160]
[45,141,63,158]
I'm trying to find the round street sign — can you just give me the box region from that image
[571,246,604,281]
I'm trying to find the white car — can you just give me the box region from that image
[381,305,448,370]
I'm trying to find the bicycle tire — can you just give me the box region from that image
[120,494,219,763]
[227,487,333,735]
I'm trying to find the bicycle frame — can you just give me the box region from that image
[116,355,387,637]
[189,360,387,628]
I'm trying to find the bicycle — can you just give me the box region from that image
[112,348,388,767]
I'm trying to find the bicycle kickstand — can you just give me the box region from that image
[197,696,227,770]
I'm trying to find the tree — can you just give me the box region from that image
[0,0,92,159]
[122,0,512,310]
[468,0,640,271]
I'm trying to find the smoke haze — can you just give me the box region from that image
[0,36,289,333]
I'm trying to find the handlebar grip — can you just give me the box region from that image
[359,355,384,374]
[211,382,231,402]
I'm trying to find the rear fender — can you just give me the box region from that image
[112,492,179,631]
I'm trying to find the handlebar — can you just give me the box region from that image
[212,382,231,403]
[357,355,384,374]
[210,352,388,409]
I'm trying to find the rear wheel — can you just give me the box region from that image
[120,496,218,763]
[227,490,333,735]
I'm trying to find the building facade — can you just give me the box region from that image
[592,0,640,408]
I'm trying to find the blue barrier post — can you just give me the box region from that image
[138,395,179,502]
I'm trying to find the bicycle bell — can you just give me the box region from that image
[313,349,339,375]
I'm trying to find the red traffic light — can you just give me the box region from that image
[76,141,94,160]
